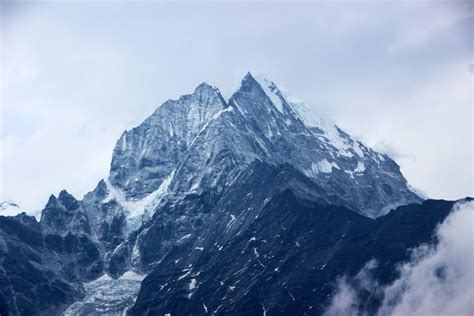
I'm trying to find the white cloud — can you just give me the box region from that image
[1,109,119,214]
[324,200,474,316]
[324,259,380,316]
[330,61,473,200]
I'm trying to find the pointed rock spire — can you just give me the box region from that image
[58,190,79,210]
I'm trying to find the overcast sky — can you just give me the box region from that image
[0,1,472,213]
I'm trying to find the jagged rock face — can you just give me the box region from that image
[0,214,81,316]
[109,83,228,199]
[130,162,338,273]
[40,191,104,282]
[82,180,128,257]
[105,73,420,220]
[73,73,421,281]
[41,191,92,236]
[229,74,420,216]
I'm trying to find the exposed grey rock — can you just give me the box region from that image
[0,73,431,315]
[104,72,420,221]
[0,214,82,315]
[40,191,104,282]
[109,83,228,199]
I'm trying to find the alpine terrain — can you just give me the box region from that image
[0,73,469,316]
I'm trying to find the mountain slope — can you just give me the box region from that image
[0,73,433,315]
[109,83,228,199]
[131,184,458,315]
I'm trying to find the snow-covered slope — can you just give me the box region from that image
[103,73,420,221]
[0,201,21,217]
[109,83,228,199]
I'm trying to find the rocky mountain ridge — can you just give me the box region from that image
[0,73,439,316]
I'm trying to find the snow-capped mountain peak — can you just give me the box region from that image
[109,80,228,199]
[194,81,221,95]
[2,72,432,315]
[107,72,420,219]
[29,73,422,283]
[251,73,366,159]
[253,74,287,114]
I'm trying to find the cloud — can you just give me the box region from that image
[329,61,473,200]
[323,259,381,316]
[324,200,474,316]
[373,141,415,162]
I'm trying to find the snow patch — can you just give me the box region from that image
[189,278,197,290]
[353,142,365,157]
[96,273,113,282]
[64,270,143,315]
[274,84,366,158]
[119,270,145,281]
[177,233,192,243]
[344,170,355,179]
[253,247,260,258]
[408,184,430,200]
[254,75,285,113]
[288,290,296,301]
[202,299,208,313]
[226,214,237,228]
[0,201,22,217]
[354,161,365,173]
[178,269,192,281]
[105,169,175,228]
[188,106,233,148]
[306,159,340,176]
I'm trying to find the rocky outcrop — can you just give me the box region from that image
[0,214,81,315]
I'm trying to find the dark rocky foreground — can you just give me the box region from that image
[0,170,463,315]
[130,191,458,315]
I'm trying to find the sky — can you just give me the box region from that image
[0,1,473,213]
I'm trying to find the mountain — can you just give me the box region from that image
[0,187,463,315]
[90,72,421,276]
[108,73,420,221]
[0,73,445,316]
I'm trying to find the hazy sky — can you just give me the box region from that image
[1,1,473,213]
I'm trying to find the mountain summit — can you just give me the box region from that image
[1,73,437,316]
[82,72,422,280]
[108,72,420,220]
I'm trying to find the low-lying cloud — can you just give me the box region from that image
[324,200,474,316]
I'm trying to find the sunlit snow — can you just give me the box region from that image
[63,271,145,315]
[104,169,175,229]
